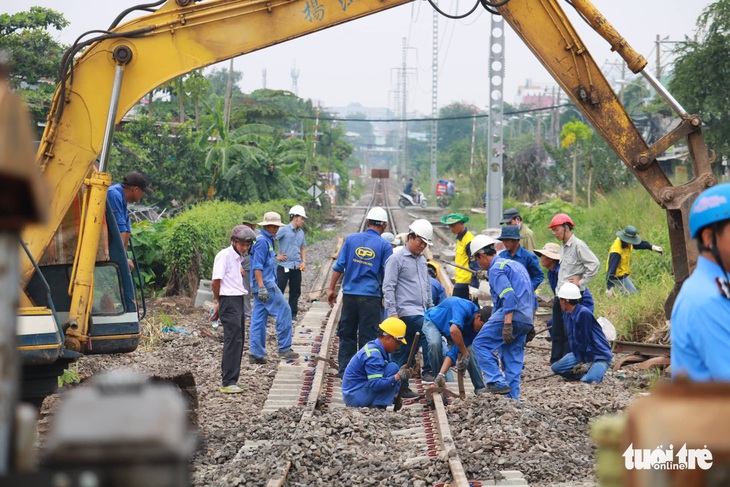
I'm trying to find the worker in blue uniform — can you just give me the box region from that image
[497,225,544,291]
[342,317,413,408]
[327,207,393,377]
[671,183,730,381]
[427,261,447,306]
[470,235,535,399]
[422,297,489,394]
[534,242,594,337]
[249,212,299,364]
[551,283,612,384]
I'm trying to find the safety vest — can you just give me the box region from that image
[455,230,475,285]
[606,238,632,277]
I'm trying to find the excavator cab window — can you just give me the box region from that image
[92,264,125,315]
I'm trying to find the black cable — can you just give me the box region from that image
[109,0,167,30]
[425,0,482,20]
[480,0,511,7]
[299,103,573,122]
[478,0,501,15]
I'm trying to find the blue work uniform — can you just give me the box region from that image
[551,304,612,384]
[107,183,130,233]
[546,264,594,332]
[422,297,485,391]
[342,339,401,408]
[499,246,544,291]
[671,256,730,381]
[249,228,293,359]
[473,258,534,399]
[430,277,446,306]
[333,228,393,375]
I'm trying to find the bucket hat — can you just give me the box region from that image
[258,211,285,227]
[497,225,523,241]
[616,225,642,245]
[534,242,561,260]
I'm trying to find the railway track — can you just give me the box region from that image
[240,177,527,486]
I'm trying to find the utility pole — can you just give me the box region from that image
[401,37,408,178]
[430,10,438,196]
[291,62,299,96]
[487,15,506,229]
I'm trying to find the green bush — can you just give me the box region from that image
[132,198,334,298]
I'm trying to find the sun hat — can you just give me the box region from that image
[616,225,642,245]
[258,211,285,227]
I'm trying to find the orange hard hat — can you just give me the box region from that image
[548,213,575,229]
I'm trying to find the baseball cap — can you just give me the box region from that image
[122,171,153,196]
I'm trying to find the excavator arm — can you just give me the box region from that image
[22,0,712,324]
[21,0,415,291]
[495,0,714,313]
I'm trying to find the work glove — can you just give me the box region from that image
[652,245,663,254]
[475,270,488,281]
[570,362,592,376]
[526,326,536,343]
[434,373,446,388]
[456,353,470,372]
[397,365,412,382]
[257,287,269,303]
[502,323,515,344]
[468,286,480,300]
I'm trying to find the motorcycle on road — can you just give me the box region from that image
[398,190,428,208]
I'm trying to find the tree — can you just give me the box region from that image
[438,102,479,149]
[560,120,593,205]
[0,7,68,131]
[670,0,730,167]
[111,117,209,208]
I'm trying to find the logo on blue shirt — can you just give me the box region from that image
[355,247,376,260]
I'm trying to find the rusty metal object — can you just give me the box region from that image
[394,332,420,412]
[457,369,465,399]
[311,356,338,370]
[497,0,713,317]
[636,356,671,370]
[370,168,390,179]
[613,341,670,357]
[436,258,476,275]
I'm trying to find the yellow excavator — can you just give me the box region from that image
[17,0,714,439]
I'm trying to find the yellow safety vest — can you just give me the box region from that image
[606,238,632,277]
[455,231,475,285]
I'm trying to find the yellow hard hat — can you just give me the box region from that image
[379,317,407,344]
[426,261,438,278]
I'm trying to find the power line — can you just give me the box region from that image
[304,103,573,123]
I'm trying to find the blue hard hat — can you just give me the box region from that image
[689,183,730,238]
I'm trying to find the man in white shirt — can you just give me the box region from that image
[212,225,255,394]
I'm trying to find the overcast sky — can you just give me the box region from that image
[9,0,713,114]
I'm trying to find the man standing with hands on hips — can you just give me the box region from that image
[547,213,600,364]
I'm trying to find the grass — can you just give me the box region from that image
[140,310,175,351]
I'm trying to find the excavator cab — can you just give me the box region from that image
[20,186,142,402]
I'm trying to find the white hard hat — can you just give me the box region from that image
[469,234,498,258]
[366,207,388,223]
[557,283,582,300]
[289,205,307,218]
[408,219,433,245]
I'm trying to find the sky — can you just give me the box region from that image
[8,0,714,115]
